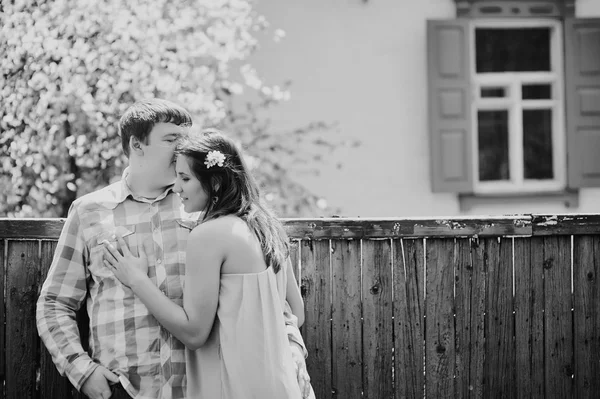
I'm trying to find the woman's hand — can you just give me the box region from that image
[102,236,149,289]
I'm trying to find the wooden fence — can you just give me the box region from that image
[1,215,600,398]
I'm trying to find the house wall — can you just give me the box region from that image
[250,0,600,217]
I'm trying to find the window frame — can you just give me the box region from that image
[469,18,566,194]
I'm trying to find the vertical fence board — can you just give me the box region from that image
[543,235,573,398]
[425,238,455,398]
[301,239,332,398]
[39,241,74,399]
[362,239,393,398]
[393,239,424,399]
[0,239,5,397]
[331,239,362,398]
[468,238,488,397]
[454,238,484,398]
[483,237,516,398]
[6,240,40,399]
[573,235,600,398]
[514,237,545,398]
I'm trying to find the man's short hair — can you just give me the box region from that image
[119,99,193,157]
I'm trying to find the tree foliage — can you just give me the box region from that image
[1,0,343,218]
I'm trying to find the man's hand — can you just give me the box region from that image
[290,343,312,399]
[81,366,119,399]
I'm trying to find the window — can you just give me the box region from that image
[427,14,600,195]
[473,20,565,194]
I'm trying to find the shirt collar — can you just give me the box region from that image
[118,168,174,205]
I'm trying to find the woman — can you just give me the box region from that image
[103,129,314,398]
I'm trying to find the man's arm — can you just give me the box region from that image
[36,203,98,391]
[284,300,312,398]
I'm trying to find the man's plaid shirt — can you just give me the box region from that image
[37,171,200,399]
[37,171,307,398]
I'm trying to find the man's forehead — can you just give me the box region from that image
[152,122,190,136]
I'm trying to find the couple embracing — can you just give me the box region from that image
[37,99,315,399]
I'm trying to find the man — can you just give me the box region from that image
[37,98,309,399]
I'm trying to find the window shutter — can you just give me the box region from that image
[564,18,600,188]
[427,19,473,193]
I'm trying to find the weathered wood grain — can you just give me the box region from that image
[0,239,5,390]
[454,238,484,398]
[393,238,425,399]
[3,217,600,398]
[300,239,332,398]
[425,238,455,398]
[483,237,516,398]
[284,216,532,238]
[514,237,544,398]
[543,235,574,398]
[572,235,600,398]
[0,219,65,239]
[532,214,600,236]
[6,240,40,399]
[361,239,393,398]
[0,216,535,240]
[331,239,362,398]
[467,237,487,398]
[5,214,600,239]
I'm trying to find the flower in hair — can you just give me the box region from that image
[204,150,225,168]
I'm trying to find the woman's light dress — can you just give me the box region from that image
[186,263,303,398]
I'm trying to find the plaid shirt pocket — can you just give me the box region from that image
[90,225,137,277]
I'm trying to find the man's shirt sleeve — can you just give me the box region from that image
[283,301,308,358]
[36,202,98,390]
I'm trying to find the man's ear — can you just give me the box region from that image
[130,136,144,155]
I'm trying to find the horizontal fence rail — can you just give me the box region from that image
[1,216,600,398]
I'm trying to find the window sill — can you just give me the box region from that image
[458,190,579,212]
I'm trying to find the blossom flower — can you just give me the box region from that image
[204,150,225,168]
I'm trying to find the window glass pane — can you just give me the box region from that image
[478,110,510,181]
[475,28,551,73]
[522,84,552,99]
[481,87,506,98]
[523,109,553,179]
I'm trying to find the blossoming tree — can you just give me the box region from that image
[0,0,341,217]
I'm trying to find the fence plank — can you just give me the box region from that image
[573,235,600,398]
[301,240,332,398]
[362,239,393,398]
[483,237,516,398]
[425,238,455,398]
[38,241,74,399]
[514,237,545,398]
[331,239,362,398]
[6,240,40,399]
[466,237,489,397]
[543,235,574,398]
[393,239,424,399]
[454,238,485,398]
[0,239,5,397]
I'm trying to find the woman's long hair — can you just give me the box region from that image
[175,128,289,273]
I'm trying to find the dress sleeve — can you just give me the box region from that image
[36,202,99,390]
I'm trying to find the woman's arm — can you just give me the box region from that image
[285,258,305,327]
[103,225,224,350]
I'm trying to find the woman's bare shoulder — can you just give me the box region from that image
[188,215,246,243]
